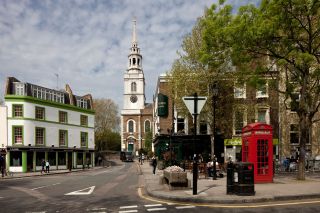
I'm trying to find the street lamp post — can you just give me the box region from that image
[212,83,218,180]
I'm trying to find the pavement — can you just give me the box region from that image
[138,161,320,204]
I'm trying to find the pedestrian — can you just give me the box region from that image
[86,158,90,169]
[45,160,50,173]
[141,154,145,164]
[151,156,157,175]
[41,159,45,174]
[0,155,4,177]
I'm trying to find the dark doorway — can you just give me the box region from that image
[27,151,33,172]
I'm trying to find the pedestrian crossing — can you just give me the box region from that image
[87,203,196,213]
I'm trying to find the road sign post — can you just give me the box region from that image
[183,93,207,195]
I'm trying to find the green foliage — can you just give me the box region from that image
[144,131,153,154]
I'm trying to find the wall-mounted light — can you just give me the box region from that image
[51,145,54,147]
[28,144,31,147]
[73,146,76,149]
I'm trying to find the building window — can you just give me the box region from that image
[35,107,45,120]
[80,115,88,126]
[59,111,68,123]
[256,107,270,124]
[177,117,185,134]
[80,132,88,147]
[290,124,299,144]
[35,127,45,145]
[145,120,151,132]
[291,93,300,112]
[13,126,23,144]
[234,83,246,99]
[77,98,88,109]
[131,82,137,92]
[13,105,23,117]
[256,82,268,98]
[14,82,25,96]
[31,85,65,104]
[59,130,68,147]
[128,120,134,133]
[234,109,246,135]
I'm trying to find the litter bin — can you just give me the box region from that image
[226,161,234,194]
[234,162,255,196]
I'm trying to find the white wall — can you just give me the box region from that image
[6,101,94,149]
[0,106,8,148]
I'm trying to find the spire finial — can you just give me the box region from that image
[132,17,137,46]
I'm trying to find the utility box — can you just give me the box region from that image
[242,123,273,183]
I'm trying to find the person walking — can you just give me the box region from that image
[45,160,50,173]
[41,159,45,174]
[151,156,157,175]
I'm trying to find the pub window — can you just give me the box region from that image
[59,130,68,147]
[80,132,88,147]
[35,107,45,120]
[35,127,45,145]
[13,126,23,144]
[13,105,23,117]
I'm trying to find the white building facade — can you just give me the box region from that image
[3,77,95,172]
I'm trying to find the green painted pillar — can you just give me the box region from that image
[22,151,27,173]
[33,151,36,172]
[6,151,10,171]
[92,152,95,167]
[83,152,86,168]
[66,152,68,169]
[74,152,77,169]
[45,151,48,161]
[56,152,58,170]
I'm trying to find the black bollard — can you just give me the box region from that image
[226,161,234,194]
[193,155,198,195]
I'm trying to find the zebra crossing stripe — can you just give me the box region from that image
[119,205,138,209]
[146,208,167,212]
[118,210,138,213]
[176,206,196,209]
[144,204,162,207]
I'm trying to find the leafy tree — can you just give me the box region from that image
[94,98,120,151]
[227,0,320,180]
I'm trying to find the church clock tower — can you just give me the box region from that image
[121,19,152,154]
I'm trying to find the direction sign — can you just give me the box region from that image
[183,96,207,115]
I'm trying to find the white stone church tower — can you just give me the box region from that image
[121,19,153,154]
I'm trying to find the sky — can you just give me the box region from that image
[0,0,258,109]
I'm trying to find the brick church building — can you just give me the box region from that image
[121,19,152,154]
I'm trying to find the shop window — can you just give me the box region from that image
[77,153,83,165]
[58,152,66,165]
[10,151,22,166]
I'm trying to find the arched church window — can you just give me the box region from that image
[131,82,137,92]
[128,120,134,133]
[129,59,131,66]
[138,58,140,65]
[145,120,151,132]
[133,58,136,65]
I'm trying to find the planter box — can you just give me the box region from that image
[163,170,187,184]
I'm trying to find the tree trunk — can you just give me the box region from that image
[297,115,309,180]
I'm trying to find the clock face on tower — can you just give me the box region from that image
[130,95,138,103]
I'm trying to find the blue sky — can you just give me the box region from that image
[0,0,258,108]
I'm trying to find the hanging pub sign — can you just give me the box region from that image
[157,93,168,117]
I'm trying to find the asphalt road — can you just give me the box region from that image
[0,161,320,213]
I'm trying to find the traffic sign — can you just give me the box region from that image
[183,96,207,115]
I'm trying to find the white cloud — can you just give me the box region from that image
[0,0,259,107]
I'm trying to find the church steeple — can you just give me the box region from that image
[128,18,142,71]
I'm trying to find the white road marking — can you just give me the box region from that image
[118,210,138,213]
[119,205,138,209]
[91,208,107,211]
[31,183,61,190]
[65,186,95,195]
[144,204,162,207]
[146,208,167,211]
[176,206,196,209]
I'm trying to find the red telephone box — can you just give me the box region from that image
[242,123,273,183]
